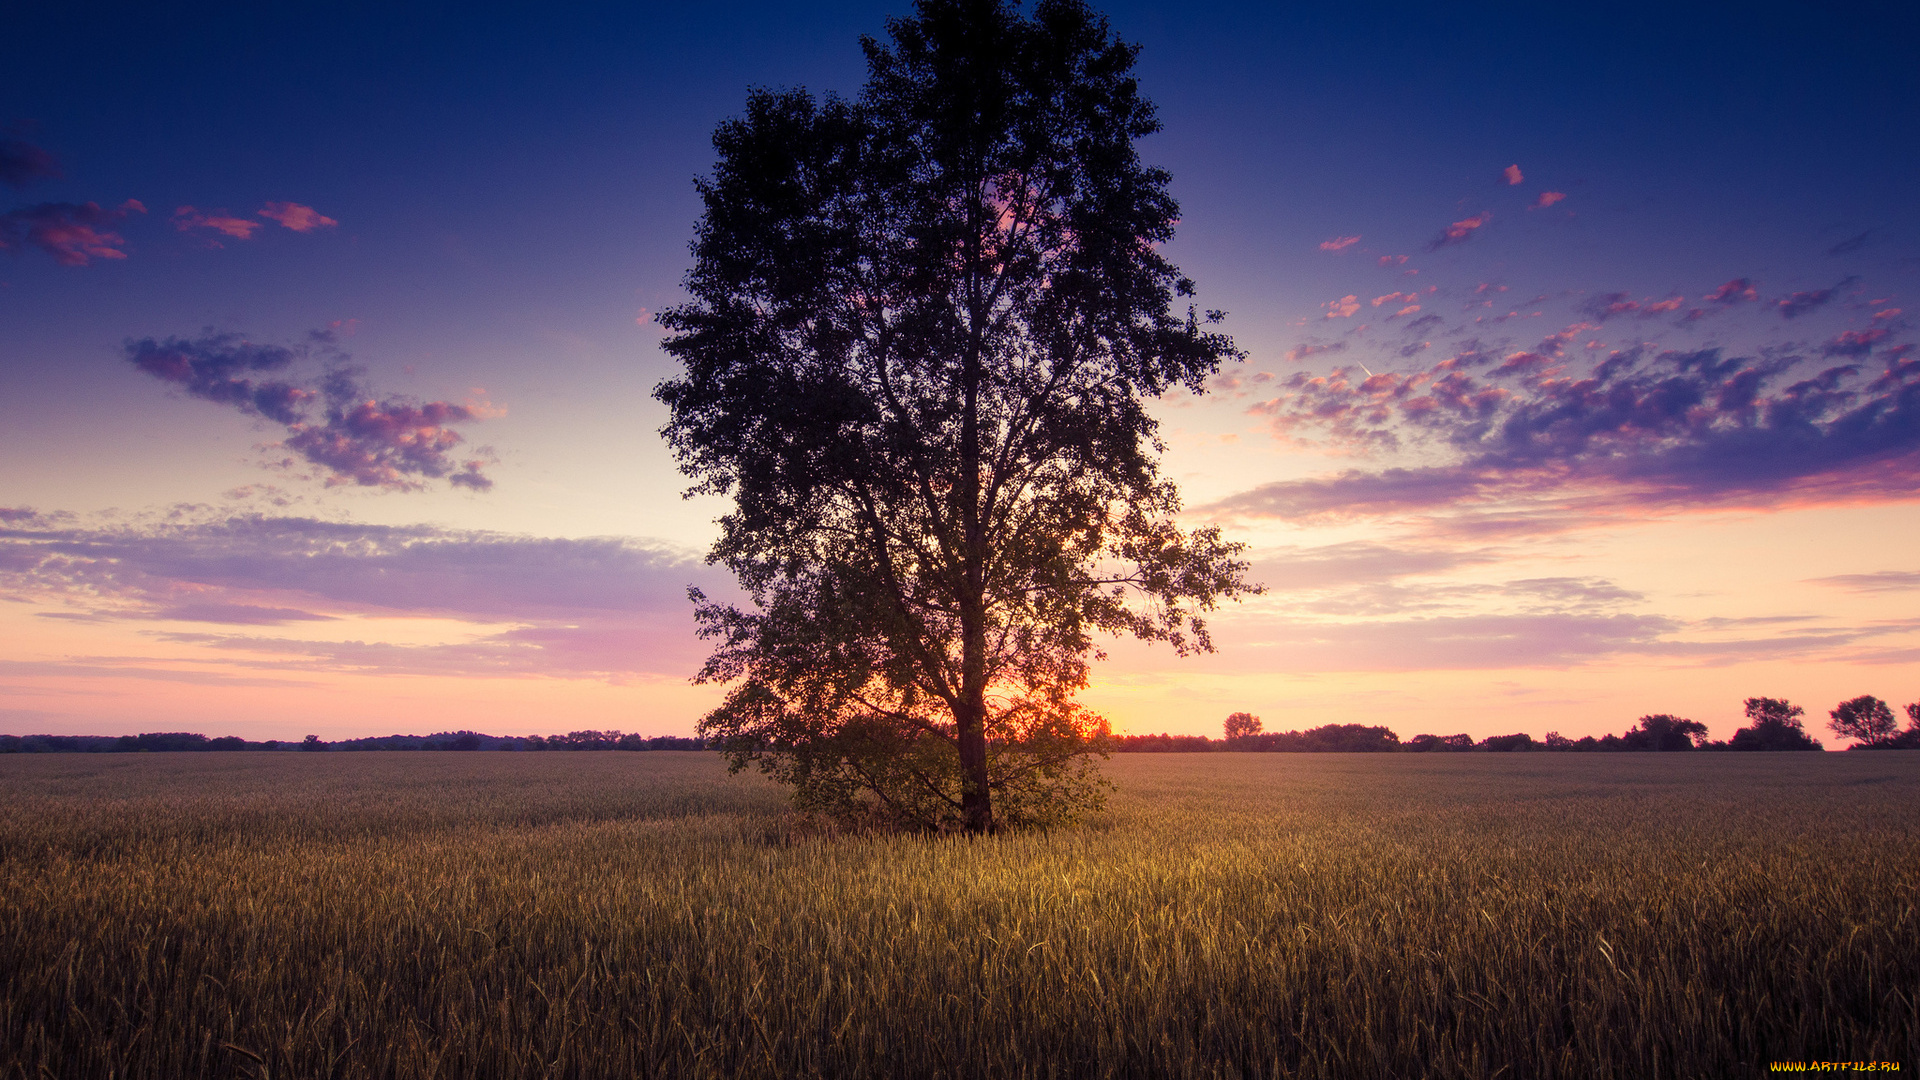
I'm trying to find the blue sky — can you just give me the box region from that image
[3,0,1917,741]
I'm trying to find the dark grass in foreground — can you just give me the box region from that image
[2,753,1915,1078]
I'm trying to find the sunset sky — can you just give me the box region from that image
[4,1,1916,743]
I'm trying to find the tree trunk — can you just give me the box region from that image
[956,670,993,833]
[957,270,994,834]
[955,489,994,831]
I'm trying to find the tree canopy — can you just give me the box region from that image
[1828,695,1898,747]
[1621,714,1709,751]
[1729,697,1823,752]
[655,0,1255,832]
[1222,712,1262,740]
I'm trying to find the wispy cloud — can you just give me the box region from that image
[1778,285,1843,319]
[172,201,339,245]
[1283,341,1346,363]
[1826,232,1868,256]
[0,513,728,680]
[0,658,315,688]
[1581,292,1685,322]
[1319,235,1360,252]
[1245,542,1493,591]
[1822,328,1888,358]
[1531,191,1565,209]
[1230,611,1683,671]
[125,331,498,491]
[1704,278,1757,304]
[1807,571,1920,593]
[173,206,261,242]
[147,602,337,625]
[1220,329,1920,531]
[0,137,61,188]
[0,200,144,265]
[1199,571,1886,672]
[127,331,309,422]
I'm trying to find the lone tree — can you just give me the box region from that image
[657,0,1256,833]
[1222,712,1262,740]
[1828,695,1898,747]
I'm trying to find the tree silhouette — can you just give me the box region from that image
[1621,713,1709,751]
[1729,697,1822,751]
[1828,695,1898,747]
[1223,712,1262,740]
[657,0,1255,832]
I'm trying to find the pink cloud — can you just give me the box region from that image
[1378,254,1409,267]
[1778,287,1837,319]
[1872,308,1902,321]
[0,201,135,265]
[1429,211,1492,250]
[1821,328,1889,357]
[286,399,491,490]
[1704,278,1758,304]
[257,201,338,232]
[1323,294,1361,319]
[1502,164,1523,186]
[1531,191,1566,209]
[1393,304,1422,318]
[1645,296,1684,313]
[1319,235,1361,252]
[173,206,261,241]
[1372,291,1412,308]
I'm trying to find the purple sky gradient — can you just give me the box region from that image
[2,1,1917,741]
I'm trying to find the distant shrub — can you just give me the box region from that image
[1405,734,1473,753]
[1301,724,1400,752]
[1112,734,1220,753]
[1478,733,1539,753]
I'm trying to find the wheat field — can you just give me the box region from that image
[2,750,1914,1078]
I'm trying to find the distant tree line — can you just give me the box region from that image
[7,695,1914,756]
[1115,695,1920,753]
[0,730,709,754]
